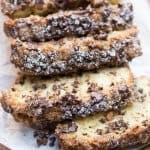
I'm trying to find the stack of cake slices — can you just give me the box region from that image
[0,0,149,149]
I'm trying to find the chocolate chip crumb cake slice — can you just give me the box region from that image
[1,0,122,18]
[0,66,134,129]
[4,1,133,42]
[10,27,142,76]
[56,76,150,150]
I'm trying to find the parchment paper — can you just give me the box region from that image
[0,1,150,150]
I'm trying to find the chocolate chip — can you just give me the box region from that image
[32,83,47,91]
[33,130,56,147]
[11,88,16,91]
[99,118,106,123]
[68,122,78,132]
[87,83,99,93]
[49,136,56,147]
[108,119,128,131]
[52,84,60,91]
[37,137,48,146]
[96,129,103,135]
[138,88,143,94]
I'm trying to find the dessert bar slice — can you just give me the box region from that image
[1,66,134,129]
[10,27,141,76]
[4,1,133,42]
[56,77,150,150]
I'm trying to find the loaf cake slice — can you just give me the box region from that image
[0,66,134,129]
[56,76,150,150]
[4,1,133,42]
[10,27,142,76]
[1,0,122,18]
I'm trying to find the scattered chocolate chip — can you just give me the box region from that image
[82,133,88,136]
[110,82,114,86]
[72,80,79,88]
[138,88,143,94]
[58,122,78,134]
[11,88,16,91]
[33,130,56,147]
[72,88,77,93]
[49,136,56,147]
[96,129,103,135]
[32,83,47,91]
[87,83,99,93]
[109,71,117,76]
[108,119,128,131]
[68,122,78,132]
[37,137,48,146]
[52,84,60,91]
[99,117,106,123]
[16,76,26,85]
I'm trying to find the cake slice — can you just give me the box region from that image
[10,27,142,76]
[4,1,133,42]
[0,66,134,129]
[56,76,150,150]
[1,0,122,18]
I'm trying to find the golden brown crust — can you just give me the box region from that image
[4,1,133,42]
[55,77,150,150]
[57,123,150,150]
[0,67,134,129]
[1,0,121,18]
[10,27,142,76]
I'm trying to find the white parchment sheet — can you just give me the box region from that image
[0,1,150,150]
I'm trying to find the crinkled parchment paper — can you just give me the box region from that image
[0,1,150,149]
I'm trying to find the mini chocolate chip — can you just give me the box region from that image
[68,122,78,132]
[49,136,56,147]
[99,118,106,123]
[37,137,48,146]
[108,119,128,131]
[11,88,16,91]
[110,82,114,86]
[82,133,88,136]
[96,129,103,135]
[138,88,143,94]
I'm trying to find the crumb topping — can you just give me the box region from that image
[11,36,141,76]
